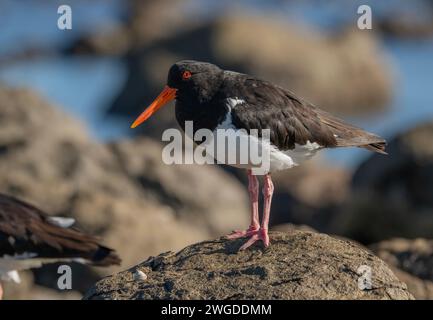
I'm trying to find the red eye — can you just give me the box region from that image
[182,70,192,80]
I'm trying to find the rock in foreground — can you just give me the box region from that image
[84,231,413,300]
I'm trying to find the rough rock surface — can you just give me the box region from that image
[371,238,433,281]
[270,223,318,233]
[387,267,433,300]
[84,231,413,300]
[371,238,433,300]
[333,121,433,243]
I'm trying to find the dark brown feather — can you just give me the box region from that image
[315,108,387,154]
[0,194,120,266]
[225,75,386,154]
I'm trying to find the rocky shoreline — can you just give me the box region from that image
[1,85,433,299]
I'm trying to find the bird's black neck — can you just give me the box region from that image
[175,97,228,135]
[174,74,228,134]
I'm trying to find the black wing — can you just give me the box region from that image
[226,75,386,153]
[0,194,120,266]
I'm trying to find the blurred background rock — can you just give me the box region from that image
[0,0,433,299]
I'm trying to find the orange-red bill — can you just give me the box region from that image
[130,86,177,128]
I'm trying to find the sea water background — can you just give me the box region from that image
[1,0,433,168]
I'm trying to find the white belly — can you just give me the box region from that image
[198,127,321,174]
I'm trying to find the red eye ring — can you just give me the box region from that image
[182,70,192,80]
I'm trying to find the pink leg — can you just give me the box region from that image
[227,170,260,239]
[0,282,3,300]
[240,174,274,250]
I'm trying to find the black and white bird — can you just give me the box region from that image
[0,194,121,299]
[131,60,386,250]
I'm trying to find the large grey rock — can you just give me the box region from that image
[84,231,413,300]
[109,137,249,235]
[371,238,433,281]
[386,267,433,300]
[371,238,433,300]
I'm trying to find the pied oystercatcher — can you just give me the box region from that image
[0,194,121,299]
[131,60,386,250]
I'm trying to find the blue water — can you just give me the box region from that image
[0,57,127,140]
[0,0,127,140]
[1,1,433,169]
[0,0,124,56]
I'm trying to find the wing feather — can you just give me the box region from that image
[226,75,386,154]
[0,194,120,266]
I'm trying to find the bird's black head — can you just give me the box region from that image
[167,60,223,104]
[131,60,224,128]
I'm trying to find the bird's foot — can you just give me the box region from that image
[226,225,260,240]
[239,228,270,250]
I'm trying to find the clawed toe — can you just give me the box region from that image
[226,226,259,240]
[239,228,269,250]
